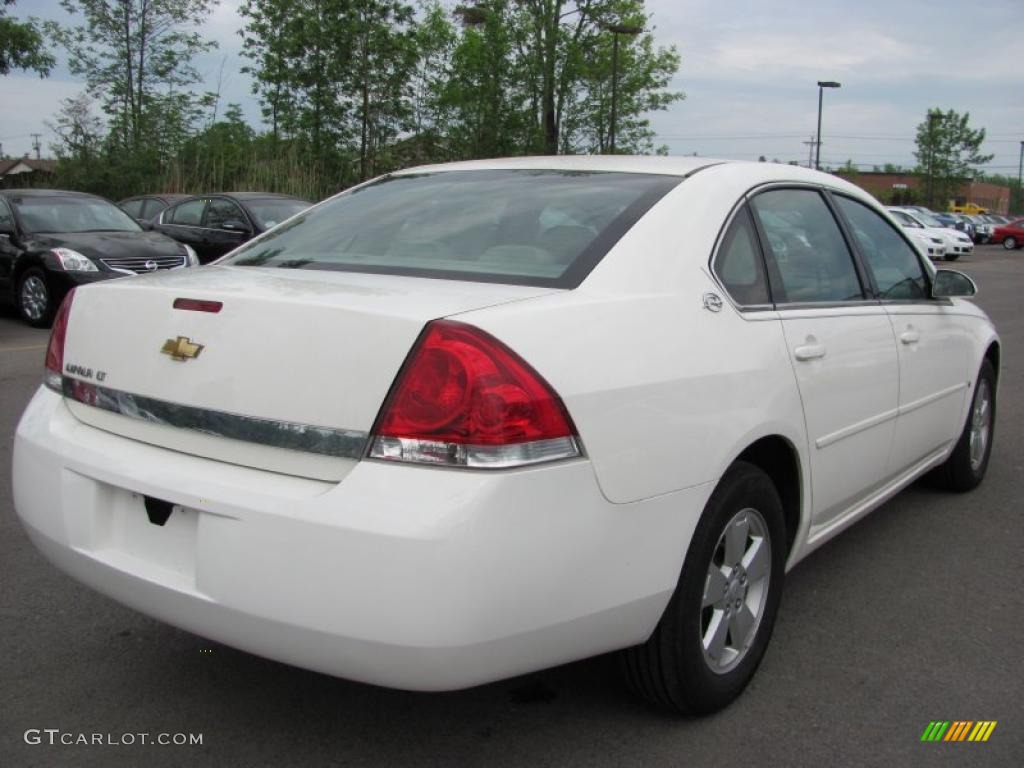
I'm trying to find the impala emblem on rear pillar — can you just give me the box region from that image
[161,336,204,361]
[703,292,723,312]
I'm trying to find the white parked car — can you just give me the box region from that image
[13,158,1000,715]
[896,222,948,260]
[889,207,974,260]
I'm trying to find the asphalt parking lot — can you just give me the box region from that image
[2,245,1022,767]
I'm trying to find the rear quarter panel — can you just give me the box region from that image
[456,165,820,506]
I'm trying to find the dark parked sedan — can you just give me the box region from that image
[118,193,191,226]
[151,192,312,263]
[0,189,198,326]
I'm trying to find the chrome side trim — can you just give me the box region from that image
[815,407,899,449]
[813,382,969,450]
[897,381,969,417]
[58,377,368,459]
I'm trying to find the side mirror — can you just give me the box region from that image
[932,269,977,298]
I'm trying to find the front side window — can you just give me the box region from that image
[223,170,681,288]
[0,199,15,231]
[835,196,928,300]
[712,206,771,306]
[169,199,206,226]
[751,189,864,304]
[244,198,310,230]
[205,198,247,230]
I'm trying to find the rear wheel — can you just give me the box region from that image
[17,268,54,327]
[620,461,786,714]
[929,360,996,492]
[1003,236,1017,250]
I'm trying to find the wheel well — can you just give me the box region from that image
[736,436,801,555]
[984,342,1000,382]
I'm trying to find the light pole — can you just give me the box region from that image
[1016,140,1023,215]
[605,23,643,154]
[814,81,840,171]
[926,112,940,208]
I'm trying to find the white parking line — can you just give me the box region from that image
[0,344,47,354]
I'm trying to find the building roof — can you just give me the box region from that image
[0,157,58,176]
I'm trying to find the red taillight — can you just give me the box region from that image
[173,298,223,313]
[370,320,580,468]
[44,289,75,391]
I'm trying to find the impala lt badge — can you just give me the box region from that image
[161,336,204,361]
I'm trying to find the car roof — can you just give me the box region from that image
[120,193,191,203]
[181,192,307,201]
[395,155,737,178]
[0,188,105,200]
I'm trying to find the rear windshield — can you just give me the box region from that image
[223,170,681,288]
[12,195,141,234]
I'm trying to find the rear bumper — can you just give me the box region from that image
[13,387,710,690]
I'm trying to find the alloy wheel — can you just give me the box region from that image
[700,507,772,674]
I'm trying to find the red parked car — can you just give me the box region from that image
[991,219,1024,249]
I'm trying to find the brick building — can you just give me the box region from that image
[832,170,1011,214]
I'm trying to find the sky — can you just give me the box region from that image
[2,0,1022,177]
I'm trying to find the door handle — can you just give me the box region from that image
[794,343,827,361]
[900,330,920,345]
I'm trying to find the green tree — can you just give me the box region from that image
[0,0,55,76]
[914,108,993,208]
[48,0,217,152]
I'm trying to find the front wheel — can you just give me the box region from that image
[620,461,786,714]
[17,267,54,327]
[1003,236,1018,250]
[943,253,960,261]
[929,360,996,492]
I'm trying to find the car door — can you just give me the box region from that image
[750,187,899,531]
[831,194,973,474]
[156,199,209,258]
[0,197,20,294]
[201,197,252,260]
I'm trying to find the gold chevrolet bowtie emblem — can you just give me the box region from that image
[161,336,204,361]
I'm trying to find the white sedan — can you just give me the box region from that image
[13,157,999,715]
[889,207,974,260]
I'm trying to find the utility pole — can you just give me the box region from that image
[803,136,816,168]
[31,133,42,160]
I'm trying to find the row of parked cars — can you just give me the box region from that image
[0,189,310,326]
[886,205,1024,260]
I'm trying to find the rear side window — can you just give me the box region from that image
[834,196,928,300]
[751,189,864,304]
[141,199,168,220]
[223,170,682,288]
[169,199,206,225]
[713,206,770,306]
[120,199,144,218]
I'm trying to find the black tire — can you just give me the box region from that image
[619,461,786,715]
[17,267,54,328]
[944,253,960,261]
[928,360,996,492]
[1003,236,1017,250]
